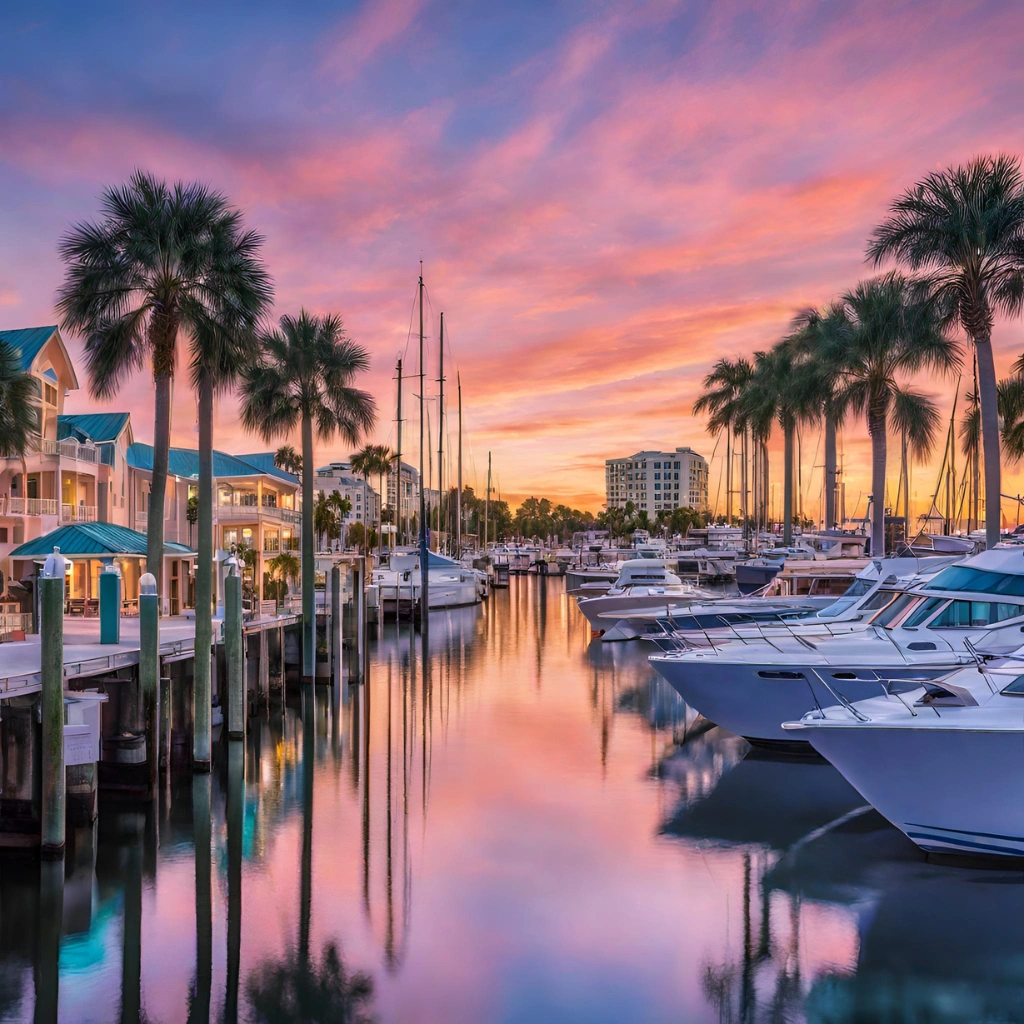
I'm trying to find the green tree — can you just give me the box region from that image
[829,274,960,554]
[266,551,300,613]
[350,444,391,557]
[274,445,302,475]
[57,171,270,604]
[869,155,1024,548]
[346,521,366,552]
[0,341,35,460]
[241,311,375,682]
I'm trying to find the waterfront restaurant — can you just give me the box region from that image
[9,522,196,615]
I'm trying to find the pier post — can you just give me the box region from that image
[331,566,342,687]
[354,558,366,683]
[225,561,244,740]
[139,573,159,798]
[259,629,269,708]
[225,739,244,1023]
[39,555,65,859]
[192,774,212,1022]
[36,858,64,1023]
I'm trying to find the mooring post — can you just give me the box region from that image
[160,674,172,774]
[353,559,365,683]
[139,572,160,798]
[36,857,64,1023]
[225,738,244,1023]
[331,566,342,687]
[40,548,65,858]
[259,629,269,708]
[225,559,244,740]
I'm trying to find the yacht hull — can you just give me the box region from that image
[650,657,952,742]
[803,726,1024,858]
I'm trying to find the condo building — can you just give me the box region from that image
[604,447,709,513]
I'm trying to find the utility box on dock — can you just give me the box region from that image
[99,564,121,644]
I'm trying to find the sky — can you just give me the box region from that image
[3,0,1024,517]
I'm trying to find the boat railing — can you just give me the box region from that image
[805,669,872,722]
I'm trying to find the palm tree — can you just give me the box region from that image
[57,171,268,602]
[241,311,375,683]
[694,358,753,531]
[275,445,302,476]
[740,344,819,545]
[868,155,1024,548]
[267,551,300,614]
[829,274,960,555]
[327,490,352,548]
[0,340,36,462]
[312,492,337,552]
[350,445,390,556]
[786,304,850,530]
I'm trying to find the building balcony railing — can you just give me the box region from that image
[43,438,99,464]
[62,504,98,523]
[216,504,301,525]
[0,497,60,516]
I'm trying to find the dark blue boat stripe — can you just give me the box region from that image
[905,831,1024,856]
[905,821,1024,843]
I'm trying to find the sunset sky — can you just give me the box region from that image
[3,0,1024,517]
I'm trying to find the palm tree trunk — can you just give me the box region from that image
[782,422,794,544]
[975,331,1002,548]
[301,412,315,683]
[193,377,214,771]
[148,369,172,611]
[869,404,887,556]
[824,417,837,530]
[740,427,749,542]
[760,440,770,532]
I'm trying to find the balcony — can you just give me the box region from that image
[216,503,301,526]
[43,438,99,464]
[0,497,59,516]
[62,504,98,523]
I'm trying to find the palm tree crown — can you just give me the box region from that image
[0,341,36,460]
[868,154,1024,547]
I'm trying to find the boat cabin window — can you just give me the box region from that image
[871,594,917,627]
[1000,675,1024,695]
[817,578,876,616]
[902,597,947,627]
[925,565,1024,597]
[928,600,1021,628]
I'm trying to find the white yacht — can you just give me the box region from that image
[649,548,1024,744]
[575,560,714,636]
[646,557,959,650]
[784,654,1024,859]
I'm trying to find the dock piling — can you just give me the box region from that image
[39,559,65,859]
[225,562,244,740]
[331,566,342,687]
[139,572,159,798]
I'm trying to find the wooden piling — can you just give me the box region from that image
[331,566,342,687]
[39,575,64,858]
[225,569,244,740]
[139,574,159,798]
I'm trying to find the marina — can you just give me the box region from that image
[4,575,1024,1021]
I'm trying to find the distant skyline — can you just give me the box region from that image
[3,1,1024,517]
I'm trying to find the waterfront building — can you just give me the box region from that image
[314,462,379,530]
[386,460,420,537]
[605,447,709,513]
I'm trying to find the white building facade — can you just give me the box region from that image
[605,447,709,513]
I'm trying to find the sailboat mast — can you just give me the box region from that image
[395,358,402,546]
[484,451,491,549]
[438,312,445,556]
[417,265,429,614]
[456,373,463,556]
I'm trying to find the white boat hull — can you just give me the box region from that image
[649,657,954,742]
[804,725,1024,858]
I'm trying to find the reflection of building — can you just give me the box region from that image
[605,447,709,513]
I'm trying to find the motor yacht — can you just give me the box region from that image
[575,559,714,635]
[646,557,959,650]
[784,652,1024,859]
[649,548,1024,744]
[372,549,480,614]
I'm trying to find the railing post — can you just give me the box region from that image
[39,550,65,858]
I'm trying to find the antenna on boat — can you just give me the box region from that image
[395,357,403,546]
[418,263,429,618]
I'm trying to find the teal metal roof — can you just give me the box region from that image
[58,413,131,443]
[0,326,59,373]
[236,452,299,483]
[127,443,298,483]
[9,522,194,559]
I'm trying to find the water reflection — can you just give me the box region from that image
[3,577,1024,1022]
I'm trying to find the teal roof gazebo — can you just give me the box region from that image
[10,522,195,559]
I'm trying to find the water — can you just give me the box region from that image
[4,576,1024,1022]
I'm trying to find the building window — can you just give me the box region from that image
[654,462,661,469]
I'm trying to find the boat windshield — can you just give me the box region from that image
[924,565,1024,596]
[815,577,874,617]
[871,593,917,627]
